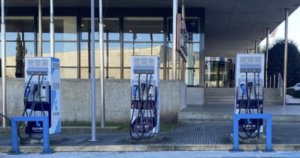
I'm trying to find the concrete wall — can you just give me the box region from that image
[186,87,204,105]
[0,79,186,124]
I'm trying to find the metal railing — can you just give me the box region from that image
[268,73,283,88]
[267,73,283,96]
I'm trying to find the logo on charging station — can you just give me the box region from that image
[36,121,41,127]
[53,101,60,116]
[55,101,58,110]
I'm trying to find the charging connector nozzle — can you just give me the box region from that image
[149,85,153,96]
[133,85,138,97]
[240,84,246,96]
[25,87,30,98]
[33,85,38,94]
[248,82,253,91]
[141,83,146,92]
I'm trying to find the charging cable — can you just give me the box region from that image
[130,72,157,140]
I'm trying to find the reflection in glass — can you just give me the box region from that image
[186,43,200,85]
[185,68,199,86]
[124,43,133,67]
[42,17,77,41]
[124,17,163,42]
[205,61,231,88]
[43,42,77,66]
[81,18,119,40]
[124,68,131,79]
[103,43,121,67]
[81,42,120,79]
[6,67,16,78]
[167,17,199,42]
[105,68,120,79]
[56,42,78,67]
[1,17,34,78]
[61,68,77,79]
[5,17,35,40]
[81,42,99,67]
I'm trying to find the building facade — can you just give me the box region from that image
[2,7,205,86]
[1,0,298,87]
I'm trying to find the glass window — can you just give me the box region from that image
[81,18,99,41]
[6,67,16,78]
[160,69,164,80]
[80,68,89,79]
[105,68,120,79]
[61,68,77,79]
[43,42,77,66]
[5,41,35,67]
[80,42,92,67]
[102,43,121,67]
[81,42,108,67]
[5,17,35,40]
[123,43,133,67]
[81,18,119,41]
[55,42,78,67]
[124,17,163,42]
[6,42,19,66]
[0,17,35,78]
[42,17,77,41]
[186,43,200,68]
[167,17,199,42]
[124,68,131,79]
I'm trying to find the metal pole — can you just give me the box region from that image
[269,76,271,88]
[99,0,105,128]
[181,0,185,81]
[1,0,7,128]
[38,0,43,57]
[90,0,97,141]
[273,74,275,88]
[265,28,269,88]
[254,40,257,54]
[50,0,54,57]
[182,0,185,19]
[283,8,289,114]
[172,0,177,80]
[278,73,280,88]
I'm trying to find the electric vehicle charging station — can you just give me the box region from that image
[234,54,265,139]
[130,56,160,139]
[24,57,61,135]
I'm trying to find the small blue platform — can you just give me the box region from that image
[10,116,52,154]
[232,114,273,152]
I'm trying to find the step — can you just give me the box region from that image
[205,90,234,93]
[204,96,234,99]
[204,92,235,96]
[204,102,234,105]
[204,98,235,102]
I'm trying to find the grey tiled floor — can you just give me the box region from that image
[1,123,300,146]
[182,104,300,115]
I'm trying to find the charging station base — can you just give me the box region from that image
[19,134,66,145]
[125,135,164,144]
[230,133,266,144]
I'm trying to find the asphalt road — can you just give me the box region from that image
[1,151,300,158]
